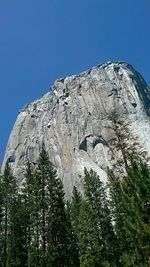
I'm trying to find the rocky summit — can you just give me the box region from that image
[2,61,150,197]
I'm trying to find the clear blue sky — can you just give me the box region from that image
[0,0,150,164]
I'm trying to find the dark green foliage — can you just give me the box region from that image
[0,139,150,266]
[69,185,102,266]
[67,187,82,266]
[69,160,150,266]
[35,147,68,266]
[69,186,82,235]
[8,193,29,267]
[21,161,35,267]
[78,199,102,267]
[65,202,80,267]
[0,163,29,267]
[69,171,117,266]
[25,146,78,267]
[0,162,20,266]
[0,150,79,267]
[83,168,116,266]
[108,157,150,266]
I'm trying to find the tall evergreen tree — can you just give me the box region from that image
[0,162,18,267]
[78,199,102,267]
[9,193,29,267]
[69,186,82,235]
[108,157,150,266]
[33,146,70,266]
[107,113,150,265]
[84,168,116,266]
[19,148,79,267]
[124,157,150,265]
[65,202,80,267]
[22,161,36,267]
[32,163,41,267]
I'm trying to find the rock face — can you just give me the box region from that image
[2,61,150,197]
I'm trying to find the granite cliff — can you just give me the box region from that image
[2,61,150,197]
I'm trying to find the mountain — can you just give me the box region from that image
[2,61,150,197]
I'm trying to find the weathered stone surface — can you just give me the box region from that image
[2,61,150,197]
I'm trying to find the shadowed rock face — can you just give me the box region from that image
[2,61,150,197]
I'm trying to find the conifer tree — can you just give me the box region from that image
[107,112,146,173]
[0,162,18,267]
[107,114,150,266]
[32,164,41,267]
[68,186,83,266]
[20,148,79,267]
[46,167,68,266]
[84,168,116,266]
[123,157,150,266]
[108,157,150,266]
[65,202,80,267]
[23,161,35,267]
[69,186,82,235]
[33,146,69,266]
[9,193,29,267]
[77,199,102,267]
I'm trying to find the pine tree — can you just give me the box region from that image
[68,186,84,266]
[84,168,116,266]
[22,161,35,267]
[46,167,68,267]
[32,164,41,267]
[19,148,78,267]
[106,114,150,266]
[107,112,147,173]
[65,201,80,267]
[21,160,43,267]
[124,157,150,266]
[108,157,150,266]
[0,161,18,267]
[9,193,29,267]
[33,146,70,266]
[77,199,102,267]
[69,186,82,235]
